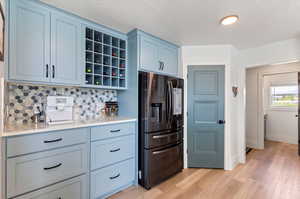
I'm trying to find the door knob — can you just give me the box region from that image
[218,120,225,124]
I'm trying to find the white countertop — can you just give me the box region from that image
[3,117,137,137]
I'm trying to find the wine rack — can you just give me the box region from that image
[85,27,127,88]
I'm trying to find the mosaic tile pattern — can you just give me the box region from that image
[6,83,117,124]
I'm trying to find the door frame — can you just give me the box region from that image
[255,66,300,149]
[186,65,227,169]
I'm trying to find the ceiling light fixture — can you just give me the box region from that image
[220,15,239,26]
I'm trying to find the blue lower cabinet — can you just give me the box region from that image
[90,159,135,199]
[91,135,135,170]
[14,175,87,199]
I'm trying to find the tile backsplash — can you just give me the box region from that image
[6,83,117,124]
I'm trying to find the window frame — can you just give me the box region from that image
[268,84,298,111]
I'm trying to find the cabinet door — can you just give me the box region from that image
[50,13,81,84]
[159,44,178,76]
[140,36,160,72]
[9,0,51,82]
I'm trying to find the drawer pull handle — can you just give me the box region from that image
[110,148,121,152]
[44,138,63,143]
[110,129,121,133]
[43,163,62,170]
[153,133,175,139]
[110,173,120,180]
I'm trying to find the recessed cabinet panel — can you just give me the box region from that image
[140,36,159,72]
[51,13,81,84]
[158,44,178,76]
[9,0,50,82]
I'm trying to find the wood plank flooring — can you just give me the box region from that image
[109,141,300,199]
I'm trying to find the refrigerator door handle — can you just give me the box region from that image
[169,81,174,117]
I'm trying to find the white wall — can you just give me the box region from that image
[181,45,243,170]
[264,73,298,144]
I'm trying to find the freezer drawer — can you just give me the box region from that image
[143,143,183,189]
[144,129,183,149]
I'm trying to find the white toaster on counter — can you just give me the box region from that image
[46,96,74,125]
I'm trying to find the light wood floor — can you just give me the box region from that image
[109,141,300,199]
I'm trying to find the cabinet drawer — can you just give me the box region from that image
[15,175,87,199]
[91,135,134,170]
[7,128,89,157]
[91,122,135,141]
[7,144,88,198]
[90,159,135,199]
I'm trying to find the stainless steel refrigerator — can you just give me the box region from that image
[138,71,184,189]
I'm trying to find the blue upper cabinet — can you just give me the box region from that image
[9,0,51,82]
[50,13,81,84]
[128,29,179,77]
[140,36,159,72]
[158,43,178,77]
[9,0,81,85]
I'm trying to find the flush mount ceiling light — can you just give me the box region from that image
[220,15,239,26]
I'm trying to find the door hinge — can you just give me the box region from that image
[187,149,188,154]
[138,171,142,179]
[187,74,189,79]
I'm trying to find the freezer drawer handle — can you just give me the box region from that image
[152,133,176,139]
[110,173,120,180]
[43,163,62,170]
[43,138,63,143]
[110,148,121,152]
[110,129,121,133]
[153,147,174,155]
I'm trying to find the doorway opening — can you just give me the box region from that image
[245,62,300,156]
